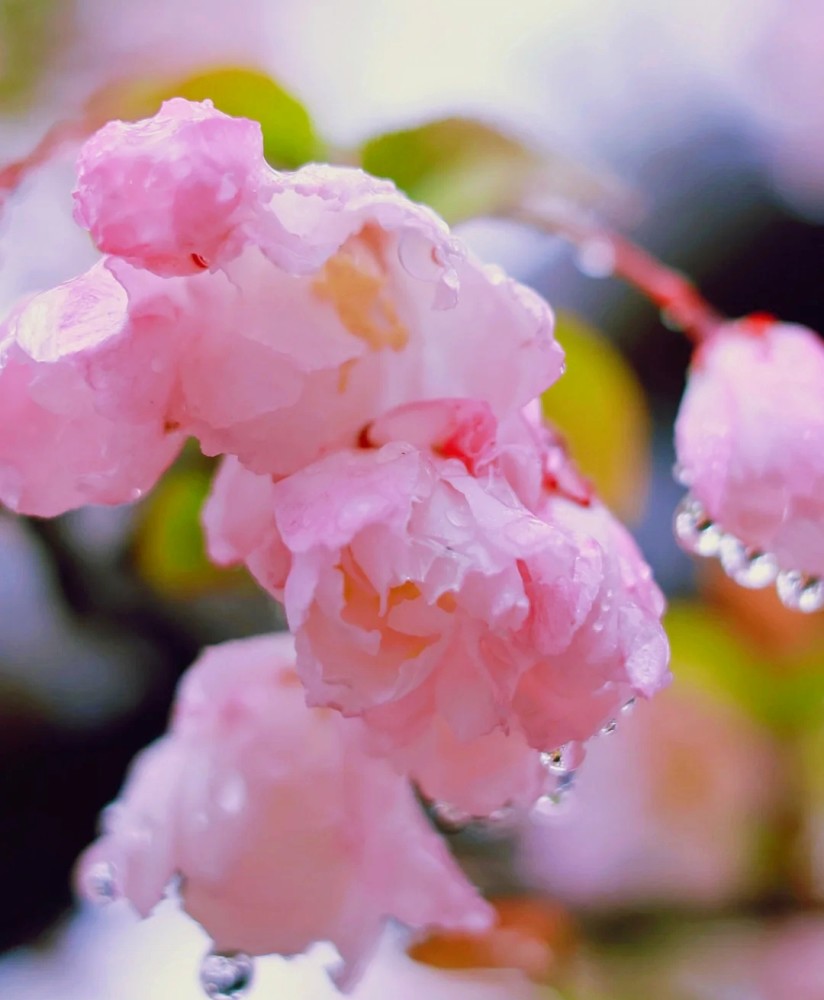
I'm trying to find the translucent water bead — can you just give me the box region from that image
[200,951,255,999]
[674,493,824,612]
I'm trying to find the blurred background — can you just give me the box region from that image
[1,1,824,997]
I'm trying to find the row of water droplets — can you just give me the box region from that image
[674,493,824,613]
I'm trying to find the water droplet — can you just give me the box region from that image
[431,801,471,832]
[621,697,636,715]
[540,741,585,774]
[574,239,616,278]
[398,230,442,282]
[200,951,254,999]
[660,308,683,331]
[776,571,824,613]
[129,487,144,502]
[673,495,722,558]
[672,461,691,487]
[719,536,778,589]
[600,718,617,736]
[82,860,119,904]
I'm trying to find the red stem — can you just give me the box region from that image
[511,205,725,343]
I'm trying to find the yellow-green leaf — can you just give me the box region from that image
[134,462,232,598]
[360,117,612,225]
[94,66,322,168]
[541,312,650,521]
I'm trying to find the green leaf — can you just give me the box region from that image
[94,66,322,169]
[134,461,232,598]
[360,117,611,224]
[541,312,651,521]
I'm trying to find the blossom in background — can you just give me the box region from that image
[675,316,824,611]
[76,633,491,988]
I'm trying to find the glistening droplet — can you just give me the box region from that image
[574,239,616,278]
[200,951,254,999]
[600,718,617,736]
[719,536,778,589]
[431,800,471,832]
[82,860,119,904]
[673,495,722,558]
[776,571,824,614]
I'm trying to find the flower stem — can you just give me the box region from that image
[510,204,725,343]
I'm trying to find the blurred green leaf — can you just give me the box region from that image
[96,66,322,168]
[134,462,231,598]
[667,600,824,733]
[360,117,613,224]
[541,312,651,521]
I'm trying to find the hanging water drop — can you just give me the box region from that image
[540,741,585,774]
[719,536,778,589]
[82,860,119,904]
[200,950,254,999]
[431,800,472,832]
[673,495,723,558]
[574,239,616,278]
[621,697,636,715]
[600,718,617,736]
[776,571,824,613]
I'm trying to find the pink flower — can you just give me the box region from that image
[675,316,824,611]
[75,633,492,989]
[203,401,670,815]
[0,99,562,513]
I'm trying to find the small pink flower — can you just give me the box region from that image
[76,633,492,989]
[1,100,562,513]
[675,316,824,610]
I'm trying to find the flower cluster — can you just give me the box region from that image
[0,99,672,986]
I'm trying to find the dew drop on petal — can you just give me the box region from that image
[600,718,617,736]
[574,239,616,278]
[673,495,723,558]
[776,571,824,613]
[398,230,442,283]
[621,697,636,715]
[431,800,472,832]
[200,950,254,999]
[719,536,778,589]
[540,741,585,774]
[82,860,120,905]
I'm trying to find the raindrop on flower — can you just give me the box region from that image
[600,718,618,736]
[199,950,254,999]
[574,239,616,278]
[719,536,778,589]
[540,741,585,774]
[673,495,723,558]
[431,800,472,833]
[82,860,119,904]
[621,697,636,715]
[776,571,824,614]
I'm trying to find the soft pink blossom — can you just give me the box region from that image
[675,317,824,589]
[203,401,670,814]
[0,100,562,514]
[76,633,492,989]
